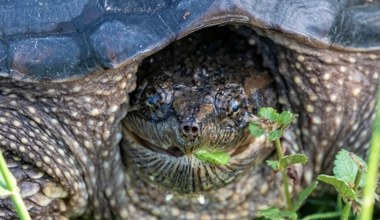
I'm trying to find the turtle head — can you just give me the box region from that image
[122,53,275,194]
[125,60,271,151]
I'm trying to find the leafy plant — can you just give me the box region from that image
[250,107,314,219]
[251,107,379,220]
[317,149,375,220]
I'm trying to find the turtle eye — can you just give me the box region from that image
[142,88,173,121]
[145,88,162,107]
[146,95,159,106]
[228,100,240,113]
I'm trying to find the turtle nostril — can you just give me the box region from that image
[180,121,200,137]
[191,126,198,133]
[183,125,190,132]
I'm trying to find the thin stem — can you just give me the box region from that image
[360,86,380,220]
[353,166,363,193]
[341,201,352,220]
[0,150,31,220]
[275,138,293,211]
[337,194,343,210]
[302,211,341,220]
[341,163,363,220]
[275,138,284,159]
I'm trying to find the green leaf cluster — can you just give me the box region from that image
[258,107,294,127]
[317,150,367,202]
[249,107,295,141]
[252,106,378,220]
[317,149,370,218]
[266,154,308,171]
[253,107,316,219]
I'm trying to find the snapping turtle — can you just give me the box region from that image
[0,0,379,219]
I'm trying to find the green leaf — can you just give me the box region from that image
[266,160,280,170]
[333,149,367,188]
[268,130,283,141]
[278,111,294,126]
[249,123,264,137]
[293,181,319,211]
[317,174,356,200]
[194,149,230,165]
[259,208,297,220]
[258,107,279,122]
[279,154,308,168]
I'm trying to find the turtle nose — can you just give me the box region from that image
[180,119,200,138]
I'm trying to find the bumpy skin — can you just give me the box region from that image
[0,66,138,219]
[265,40,379,180]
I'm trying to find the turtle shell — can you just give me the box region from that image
[0,0,379,80]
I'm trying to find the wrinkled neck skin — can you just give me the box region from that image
[0,28,378,220]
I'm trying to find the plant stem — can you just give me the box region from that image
[337,195,343,210]
[353,166,363,193]
[0,150,31,220]
[275,138,293,211]
[275,138,284,159]
[360,86,380,220]
[341,164,363,220]
[341,201,352,220]
[302,211,341,220]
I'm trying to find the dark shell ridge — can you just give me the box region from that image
[0,0,379,80]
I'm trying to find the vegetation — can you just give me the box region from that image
[195,106,379,219]
[249,107,379,220]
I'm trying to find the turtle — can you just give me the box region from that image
[0,0,379,219]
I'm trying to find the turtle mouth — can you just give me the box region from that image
[121,126,272,194]
[125,129,251,158]
[129,130,186,157]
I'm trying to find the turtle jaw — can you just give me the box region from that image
[121,126,272,194]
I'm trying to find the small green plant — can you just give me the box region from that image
[0,150,31,220]
[317,149,375,220]
[250,107,378,220]
[250,107,315,219]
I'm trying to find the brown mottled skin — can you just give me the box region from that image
[0,26,379,219]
